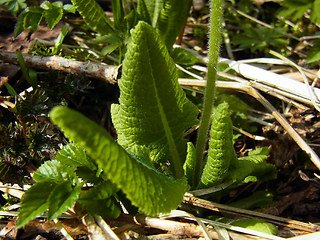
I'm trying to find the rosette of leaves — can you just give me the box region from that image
[17,21,199,228]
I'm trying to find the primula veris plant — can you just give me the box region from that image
[17,1,276,230]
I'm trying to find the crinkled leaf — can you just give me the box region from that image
[241,147,269,163]
[55,143,96,170]
[16,181,56,228]
[50,106,188,215]
[47,182,83,221]
[33,160,77,184]
[243,162,277,183]
[199,103,237,188]
[232,218,278,235]
[183,142,197,188]
[111,21,198,177]
[79,181,121,218]
[157,0,192,48]
[41,1,63,29]
[71,0,114,35]
[227,147,276,183]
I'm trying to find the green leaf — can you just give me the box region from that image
[47,182,83,221]
[16,181,56,228]
[183,142,197,188]
[199,102,237,188]
[307,40,320,63]
[278,0,312,22]
[241,147,269,163]
[137,0,152,25]
[4,83,18,97]
[140,0,164,27]
[33,160,77,184]
[230,191,274,210]
[111,21,198,178]
[111,0,124,27]
[311,0,320,24]
[76,167,101,184]
[50,106,188,215]
[14,6,43,36]
[228,147,276,183]
[63,4,75,13]
[16,51,38,88]
[171,47,199,66]
[71,0,115,35]
[78,181,121,218]
[0,0,27,16]
[41,1,63,29]
[232,218,278,235]
[55,143,96,170]
[157,0,192,48]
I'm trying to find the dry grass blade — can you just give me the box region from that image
[183,196,320,233]
[178,74,320,171]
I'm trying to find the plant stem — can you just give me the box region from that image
[194,0,223,187]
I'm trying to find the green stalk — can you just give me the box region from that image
[194,0,223,187]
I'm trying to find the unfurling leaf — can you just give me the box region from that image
[184,142,197,188]
[50,106,188,215]
[199,102,237,188]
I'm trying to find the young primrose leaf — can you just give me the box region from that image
[111,21,198,178]
[50,106,188,216]
[199,102,237,188]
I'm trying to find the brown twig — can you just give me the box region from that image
[0,51,120,84]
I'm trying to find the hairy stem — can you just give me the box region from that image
[194,0,223,187]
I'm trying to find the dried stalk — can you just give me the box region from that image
[0,51,120,84]
[117,214,264,240]
[178,78,320,171]
[183,196,320,233]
